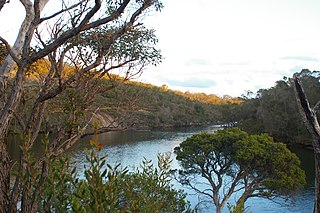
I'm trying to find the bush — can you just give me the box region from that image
[38,148,191,212]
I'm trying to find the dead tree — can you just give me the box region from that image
[292,73,320,213]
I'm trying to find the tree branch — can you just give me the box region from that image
[39,0,86,23]
[313,100,320,113]
[0,0,8,12]
[0,37,21,65]
[293,73,320,152]
[80,126,125,138]
[184,178,214,200]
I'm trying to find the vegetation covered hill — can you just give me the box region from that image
[40,78,243,133]
[4,51,242,135]
[97,81,242,129]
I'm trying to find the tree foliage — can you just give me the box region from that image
[174,128,306,213]
[236,69,320,147]
[19,141,191,212]
[100,81,231,129]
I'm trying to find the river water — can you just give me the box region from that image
[65,125,314,213]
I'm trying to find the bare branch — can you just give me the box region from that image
[82,0,131,30]
[0,37,21,65]
[37,52,103,102]
[183,178,214,200]
[0,0,8,12]
[29,0,132,62]
[80,126,125,138]
[13,112,26,131]
[314,100,320,112]
[124,62,145,80]
[293,74,320,147]
[39,0,86,23]
[51,107,101,156]
[221,171,245,206]
[129,0,155,23]
[98,59,135,78]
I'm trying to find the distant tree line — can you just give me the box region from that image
[101,81,242,129]
[230,69,320,147]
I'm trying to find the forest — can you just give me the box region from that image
[236,69,320,148]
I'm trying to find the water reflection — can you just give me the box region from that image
[68,126,314,213]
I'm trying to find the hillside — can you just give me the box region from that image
[3,53,242,135]
[27,77,243,133]
[95,80,242,129]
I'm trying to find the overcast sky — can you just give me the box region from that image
[1,0,320,97]
[143,0,320,96]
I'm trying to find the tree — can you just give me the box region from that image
[292,70,320,213]
[174,128,306,213]
[0,1,162,212]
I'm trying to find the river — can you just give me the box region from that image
[64,125,314,213]
[7,125,314,212]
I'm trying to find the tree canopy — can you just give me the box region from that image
[174,128,306,213]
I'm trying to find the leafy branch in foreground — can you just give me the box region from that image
[34,141,191,212]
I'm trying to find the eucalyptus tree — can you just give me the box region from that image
[174,128,306,213]
[0,1,162,212]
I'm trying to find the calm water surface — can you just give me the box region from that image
[67,125,314,213]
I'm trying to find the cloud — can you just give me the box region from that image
[166,78,217,88]
[219,61,251,66]
[288,66,305,73]
[280,56,319,62]
[225,79,234,86]
[184,58,212,66]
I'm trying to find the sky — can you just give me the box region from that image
[1,0,320,97]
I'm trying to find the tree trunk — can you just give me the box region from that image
[0,0,33,88]
[314,152,320,213]
[215,206,222,213]
[0,66,25,212]
[212,196,222,213]
[0,67,25,136]
[0,0,49,101]
[293,74,320,213]
[0,142,10,213]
